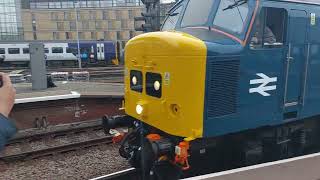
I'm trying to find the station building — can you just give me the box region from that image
[0,0,23,41]
[20,0,145,48]
[0,0,175,48]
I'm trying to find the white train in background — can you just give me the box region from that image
[0,41,118,67]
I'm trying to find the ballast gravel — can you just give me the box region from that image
[0,144,130,180]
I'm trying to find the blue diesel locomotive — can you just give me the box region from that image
[104,0,320,179]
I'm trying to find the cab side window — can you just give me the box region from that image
[250,7,287,49]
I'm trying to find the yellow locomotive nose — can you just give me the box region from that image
[125,31,207,139]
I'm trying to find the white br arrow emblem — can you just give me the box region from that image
[249,73,277,97]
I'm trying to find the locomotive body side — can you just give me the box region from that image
[201,0,320,137]
[124,0,320,138]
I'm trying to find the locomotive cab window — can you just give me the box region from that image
[180,0,215,27]
[162,5,183,31]
[212,0,250,36]
[250,7,287,49]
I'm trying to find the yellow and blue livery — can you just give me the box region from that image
[104,0,320,179]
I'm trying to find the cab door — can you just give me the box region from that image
[283,9,308,109]
[241,6,288,125]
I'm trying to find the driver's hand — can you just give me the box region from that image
[0,73,16,117]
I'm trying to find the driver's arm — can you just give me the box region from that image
[264,26,277,44]
[0,73,17,150]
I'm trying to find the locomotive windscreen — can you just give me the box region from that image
[162,0,257,41]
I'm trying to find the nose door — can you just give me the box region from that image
[283,9,308,108]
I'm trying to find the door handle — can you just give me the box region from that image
[287,43,293,62]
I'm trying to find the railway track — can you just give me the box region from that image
[8,121,103,145]
[0,121,123,162]
[0,136,113,162]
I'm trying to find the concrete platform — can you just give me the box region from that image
[15,91,81,104]
[183,152,320,180]
[11,82,124,130]
[14,82,124,100]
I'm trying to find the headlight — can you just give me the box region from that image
[154,81,161,91]
[132,76,137,85]
[130,70,143,93]
[136,104,143,115]
[146,72,162,98]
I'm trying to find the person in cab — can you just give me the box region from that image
[251,18,277,45]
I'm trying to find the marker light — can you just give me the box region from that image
[154,81,161,91]
[132,76,137,85]
[136,104,143,115]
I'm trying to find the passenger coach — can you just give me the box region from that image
[0,41,118,66]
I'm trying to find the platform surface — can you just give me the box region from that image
[14,82,124,99]
[183,152,320,180]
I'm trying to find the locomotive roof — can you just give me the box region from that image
[274,0,320,5]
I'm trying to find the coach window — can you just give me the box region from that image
[250,7,287,49]
[8,48,20,54]
[44,48,49,53]
[23,48,30,54]
[52,47,63,53]
[0,48,5,54]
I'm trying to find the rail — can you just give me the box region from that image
[1,136,113,162]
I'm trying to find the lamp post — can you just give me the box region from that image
[74,1,82,69]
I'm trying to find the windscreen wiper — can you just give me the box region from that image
[223,0,247,11]
[166,12,179,16]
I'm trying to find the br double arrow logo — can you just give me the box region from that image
[249,73,277,97]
